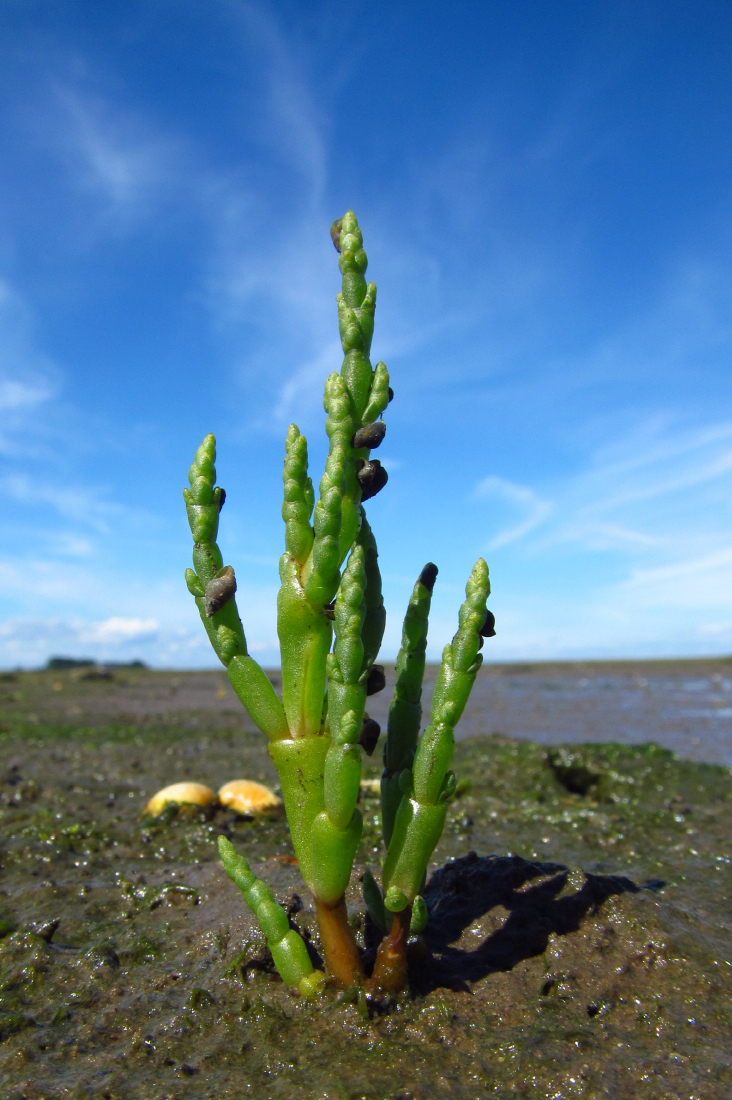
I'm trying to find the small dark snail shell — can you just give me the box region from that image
[366,664,386,696]
[323,600,336,621]
[330,218,343,253]
[217,488,226,512]
[418,562,438,593]
[357,459,388,501]
[351,421,386,451]
[480,610,496,638]
[388,386,394,403]
[477,609,496,647]
[358,715,381,756]
[205,566,237,617]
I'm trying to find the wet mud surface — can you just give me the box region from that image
[0,666,730,1098]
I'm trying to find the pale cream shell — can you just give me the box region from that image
[145,781,217,816]
[218,779,282,816]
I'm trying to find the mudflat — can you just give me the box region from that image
[0,663,730,1098]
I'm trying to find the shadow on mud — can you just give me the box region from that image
[413,851,643,993]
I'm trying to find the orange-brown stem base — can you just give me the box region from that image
[313,895,365,987]
[366,907,411,994]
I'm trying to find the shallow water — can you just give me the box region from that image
[366,659,732,766]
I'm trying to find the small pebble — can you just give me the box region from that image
[145,782,217,816]
[218,780,282,816]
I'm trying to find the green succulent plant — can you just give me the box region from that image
[183,211,494,995]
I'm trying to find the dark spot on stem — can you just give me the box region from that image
[418,563,438,592]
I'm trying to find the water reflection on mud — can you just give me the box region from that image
[365,661,732,765]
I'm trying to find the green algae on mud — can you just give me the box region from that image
[0,707,730,1097]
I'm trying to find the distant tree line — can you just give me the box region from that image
[45,657,147,670]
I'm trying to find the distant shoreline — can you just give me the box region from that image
[5,654,730,676]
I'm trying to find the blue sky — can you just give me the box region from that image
[1,0,732,668]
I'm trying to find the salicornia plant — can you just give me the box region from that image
[183,212,494,996]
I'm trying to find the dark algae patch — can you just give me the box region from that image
[0,670,731,1097]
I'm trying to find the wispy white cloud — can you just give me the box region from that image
[271,341,342,424]
[0,475,127,534]
[54,534,95,558]
[48,85,182,223]
[230,1,327,204]
[0,378,53,412]
[475,475,553,548]
[506,416,732,561]
[624,548,732,589]
[699,621,732,637]
[475,413,732,658]
[0,279,62,468]
[85,616,159,642]
[0,281,58,403]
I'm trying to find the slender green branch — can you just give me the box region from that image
[282,424,314,566]
[309,545,369,903]
[184,435,287,740]
[218,836,324,996]
[356,508,386,667]
[382,559,490,903]
[381,563,437,846]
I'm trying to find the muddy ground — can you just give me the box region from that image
[0,664,730,1099]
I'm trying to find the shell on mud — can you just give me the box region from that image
[218,779,282,816]
[145,782,217,816]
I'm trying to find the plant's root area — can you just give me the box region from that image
[313,896,412,994]
[313,895,365,986]
[366,907,411,994]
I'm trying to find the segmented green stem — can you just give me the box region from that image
[183,434,244,663]
[356,509,386,666]
[277,211,388,740]
[309,545,369,903]
[302,374,351,607]
[282,424,314,565]
[184,435,288,740]
[218,837,323,996]
[381,565,436,846]
[382,559,490,903]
